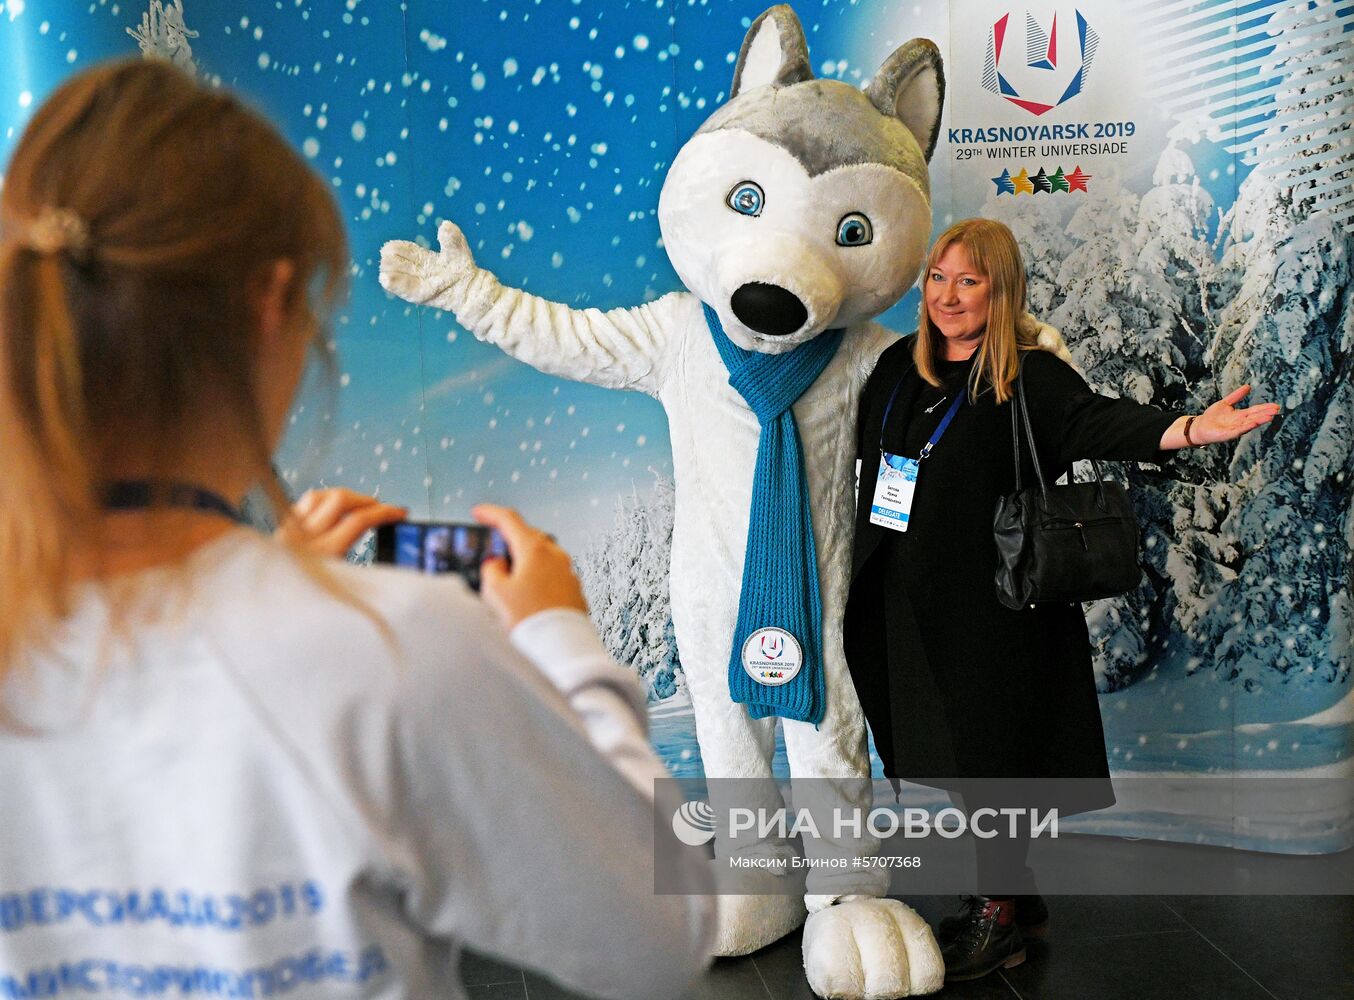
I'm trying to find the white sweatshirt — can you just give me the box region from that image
[0,531,715,999]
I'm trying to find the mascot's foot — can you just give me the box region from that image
[802,897,944,998]
[713,893,807,957]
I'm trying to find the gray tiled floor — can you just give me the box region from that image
[460,896,1354,1000]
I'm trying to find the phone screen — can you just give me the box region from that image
[374,521,508,591]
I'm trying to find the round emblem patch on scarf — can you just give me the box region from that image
[741,627,803,687]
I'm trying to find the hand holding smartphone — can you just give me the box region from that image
[471,504,587,628]
[280,488,408,558]
[374,505,586,630]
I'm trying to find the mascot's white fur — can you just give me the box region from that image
[378,7,1053,997]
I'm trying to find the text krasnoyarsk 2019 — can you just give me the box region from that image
[947,123,1136,144]
[719,806,1059,840]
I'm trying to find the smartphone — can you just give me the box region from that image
[374,520,510,592]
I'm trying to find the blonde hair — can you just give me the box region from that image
[0,60,349,677]
[915,218,1042,404]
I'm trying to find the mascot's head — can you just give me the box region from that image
[658,4,944,354]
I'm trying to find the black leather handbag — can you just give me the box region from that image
[993,357,1142,609]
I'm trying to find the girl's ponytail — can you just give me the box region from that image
[0,60,349,679]
[0,234,101,669]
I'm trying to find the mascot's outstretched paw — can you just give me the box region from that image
[378,220,477,307]
[713,894,807,957]
[802,897,944,999]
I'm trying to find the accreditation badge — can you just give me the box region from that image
[741,627,803,687]
[869,450,918,532]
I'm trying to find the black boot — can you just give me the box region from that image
[940,896,1026,981]
[940,893,1049,941]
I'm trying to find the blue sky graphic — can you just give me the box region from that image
[0,0,962,550]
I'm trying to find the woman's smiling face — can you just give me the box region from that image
[924,241,991,359]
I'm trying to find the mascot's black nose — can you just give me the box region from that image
[730,282,808,337]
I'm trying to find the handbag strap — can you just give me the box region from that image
[1013,354,1048,500]
[1010,351,1112,509]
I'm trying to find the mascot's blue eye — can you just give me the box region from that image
[727,182,764,217]
[836,213,873,247]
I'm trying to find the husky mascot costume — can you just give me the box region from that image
[381,7,1001,997]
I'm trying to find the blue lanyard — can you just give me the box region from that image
[103,480,245,523]
[880,380,966,461]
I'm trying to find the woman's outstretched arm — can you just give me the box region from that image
[1021,352,1280,466]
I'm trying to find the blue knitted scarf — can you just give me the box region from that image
[704,304,844,726]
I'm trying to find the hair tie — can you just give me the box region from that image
[24,207,92,263]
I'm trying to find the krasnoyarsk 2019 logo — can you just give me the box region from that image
[672,800,717,847]
[982,8,1100,116]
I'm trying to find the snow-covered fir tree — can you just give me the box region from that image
[987,0,1352,692]
[577,475,684,702]
[1186,0,1353,689]
[127,0,198,74]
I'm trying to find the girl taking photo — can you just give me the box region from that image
[0,60,713,998]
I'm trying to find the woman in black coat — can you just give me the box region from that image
[844,219,1278,982]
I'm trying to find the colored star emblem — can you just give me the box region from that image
[1011,167,1035,195]
[1066,165,1092,192]
[992,168,1016,196]
[1049,167,1071,193]
[1032,167,1053,194]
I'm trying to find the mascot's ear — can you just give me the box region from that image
[867,39,946,163]
[731,5,813,98]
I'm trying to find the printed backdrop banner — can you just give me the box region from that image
[931,0,1353,854]
[1,0,1350,854]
